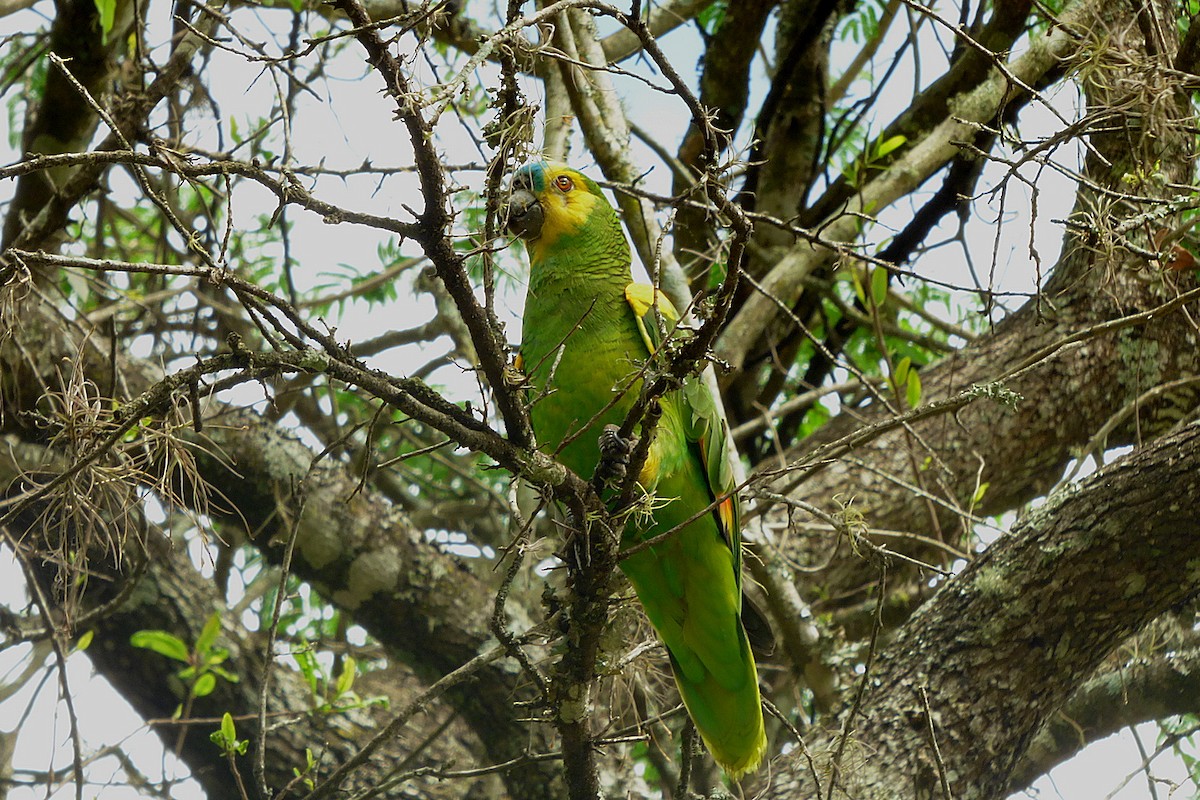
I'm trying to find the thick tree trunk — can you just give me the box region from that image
[748,3,1200,796]
[764,421,1200,798]
[0,303,563,798]
[0,440,498,800]
[762,0,1199,612]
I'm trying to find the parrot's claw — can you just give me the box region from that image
[596,424,638,487]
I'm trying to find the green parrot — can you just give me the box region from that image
[507,161,766,778]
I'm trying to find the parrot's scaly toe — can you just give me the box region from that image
[595,424,638,486]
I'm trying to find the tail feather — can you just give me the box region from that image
[667,628,767,779]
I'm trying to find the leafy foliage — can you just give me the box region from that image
[131,613,240,708]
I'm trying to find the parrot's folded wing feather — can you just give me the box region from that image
[681,377,742,585]
[625,282,741,576]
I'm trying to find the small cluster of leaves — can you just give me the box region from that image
[293,648,385,714]
[210,711,250,756]
[130,612,239,711]
[853,269,941,360]
[229,115,286,166]
[1161,714,1200,792]
[382,416,508,498]
[840,133,907,190]
[836,0,889,46]
[293,748,319,791]
[453,190,524,289]
[756,262,975,450]
[306,258,403,316]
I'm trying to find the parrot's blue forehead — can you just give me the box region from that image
[515,162,549,192]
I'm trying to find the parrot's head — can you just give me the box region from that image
[506,162,615,257]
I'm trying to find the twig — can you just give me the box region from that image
[256,466,317,799]
[756,282,1200,494]
[45,53,220,272]
[826,561,887,800]
[0,528,87,800]
[764,698,820,794]
[675,720,696,798]
[491,529,551,700]
[918,685,954,800]
[299,636,529,800]
[331,0,533,449]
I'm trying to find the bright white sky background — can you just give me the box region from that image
[0,0,1195,797]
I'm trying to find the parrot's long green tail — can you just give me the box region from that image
[667,630,767,779]
[618,461,768,779]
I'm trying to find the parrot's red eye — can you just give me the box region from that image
[554,175,574,192]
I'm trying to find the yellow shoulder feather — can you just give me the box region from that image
[625,283,679,356]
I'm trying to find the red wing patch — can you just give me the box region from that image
[715,496,736,551]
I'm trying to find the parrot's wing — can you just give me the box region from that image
[624,283,742,589]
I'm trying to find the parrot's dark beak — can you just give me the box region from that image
[505,188,544,240]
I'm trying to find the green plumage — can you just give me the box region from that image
[511,162,766,778]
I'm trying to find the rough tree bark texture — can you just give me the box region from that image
[1012,649,1200,790]
[752,3,1200,797]
[763,0,1199,609]
[0,308,562,798]
[766,422,1200,798]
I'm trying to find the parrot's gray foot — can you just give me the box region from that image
[595,424,638,487]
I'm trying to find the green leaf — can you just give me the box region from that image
[293,648,320,695]
[894,357,911,387]
[870,267,889,307]
[906,369,922,408]
[970,482,989,507]
[193,672,218,698]
[696,1,727,33]
[851,271,866,306]
[210,665,241,684]
[131,630,191,663]
[221,711,237,744]
[707,259,728,290]
[204,648,230,667]
[74,630,94,652]
[196,613,221,656]
[92,0,116,43]
[335,656,356,698]
[874,134,907,160]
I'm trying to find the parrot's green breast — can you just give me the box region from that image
[515,167,642,482]
[524,288,643,482]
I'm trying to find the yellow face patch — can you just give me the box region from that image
[528,166,601,262]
